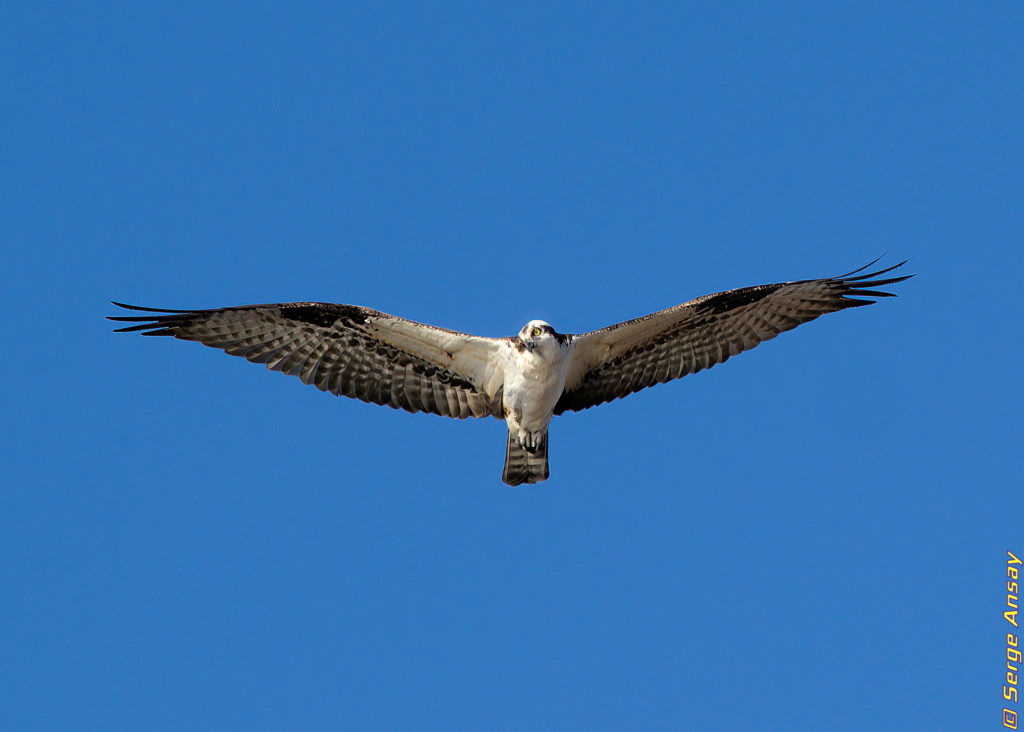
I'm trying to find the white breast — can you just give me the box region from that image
[501,341,572,442]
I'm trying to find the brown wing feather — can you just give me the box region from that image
[109,302,505,419]
[555,260,912,414]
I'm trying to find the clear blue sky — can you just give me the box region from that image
[2,2,1021,730]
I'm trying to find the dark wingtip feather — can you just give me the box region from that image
[836,258,911,282]
[108,302,195,335]
[110,301,191,313]
[851,290,899,299]
[833,254,887,279]
[831,258,914,304]
[111,321,173,333]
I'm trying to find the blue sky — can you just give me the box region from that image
[2,2,1021,729]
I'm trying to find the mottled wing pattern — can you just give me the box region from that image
[556,260,911,414]
[109,302,506,419]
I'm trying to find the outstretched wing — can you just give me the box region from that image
[556,259,912,414]
[109,302,506,419]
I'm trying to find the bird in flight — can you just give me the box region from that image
[110,258,910,485]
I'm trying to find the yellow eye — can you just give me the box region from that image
[531,327,542,337]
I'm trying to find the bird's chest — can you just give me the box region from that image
[503,349,567,428]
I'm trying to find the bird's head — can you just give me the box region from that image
[518,320,565,356]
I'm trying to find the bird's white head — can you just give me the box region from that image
[517,319,566,357]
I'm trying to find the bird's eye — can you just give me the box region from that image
[531,327,542,337]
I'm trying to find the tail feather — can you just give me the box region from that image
[502,431,549,486]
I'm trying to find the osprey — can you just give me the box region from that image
[110,259,911,485]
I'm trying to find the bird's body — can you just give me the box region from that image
[502,321,572,446]
[110,259,911,485]
[497,320,573,484]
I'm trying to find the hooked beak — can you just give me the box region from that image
[524,338,535,352]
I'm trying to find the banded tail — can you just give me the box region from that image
[502,431,549,486]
